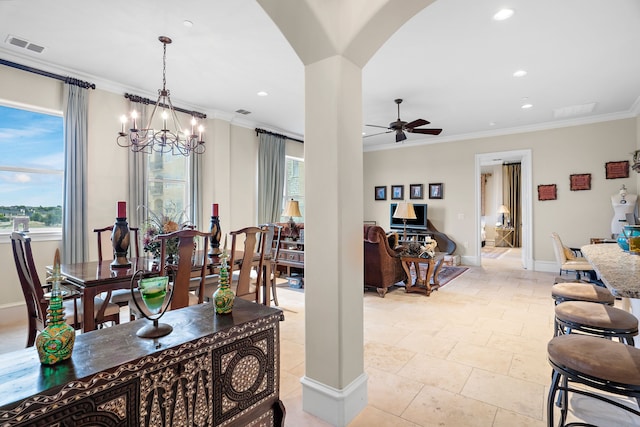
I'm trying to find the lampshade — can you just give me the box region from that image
[498,205,510,214]
[393,202,417,220]
[283,199,302,218]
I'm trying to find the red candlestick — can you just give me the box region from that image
[117,201,126,218]
[213,203,219,217]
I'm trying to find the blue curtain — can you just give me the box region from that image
[62,84,89,263]
[258,133,286,224]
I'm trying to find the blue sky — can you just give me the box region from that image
[0,105,63,207]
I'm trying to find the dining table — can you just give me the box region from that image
[47,251,274,332]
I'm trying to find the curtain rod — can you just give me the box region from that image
[124,93,206,119]
[255,127,303,143]
[0,58,95,89]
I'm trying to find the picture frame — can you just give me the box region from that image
[570,173,591,191]
[429,183,443,199]
[374,186,387,201]
[409,184,423,199]
[538,184,557,201]
[605,160,629,179]
[391,185,404,200]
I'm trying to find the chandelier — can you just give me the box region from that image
[117,36,205,156]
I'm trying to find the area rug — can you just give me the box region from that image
[481,246,510,259]
[436,266,469,286]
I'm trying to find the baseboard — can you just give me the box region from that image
[301,372,368,426]
[534,260,558,273]
[0,303,26,328]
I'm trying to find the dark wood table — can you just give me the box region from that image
[48,257,159,332]
[49,252,274,332]
[400,253,445,296]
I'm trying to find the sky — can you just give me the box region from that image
[0,105,63,207]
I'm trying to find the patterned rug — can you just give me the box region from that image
[436,266,469,286]
[481,246,510,259]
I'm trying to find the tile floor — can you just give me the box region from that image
[2,248,639,426]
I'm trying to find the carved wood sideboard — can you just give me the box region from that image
[0,299,285,426]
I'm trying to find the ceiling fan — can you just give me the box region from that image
[365,98,442,142]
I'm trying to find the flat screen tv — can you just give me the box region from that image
[390,203,428,231]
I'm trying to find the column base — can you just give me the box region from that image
[301,372,368,426]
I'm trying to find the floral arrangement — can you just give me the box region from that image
[141,204,190,260]
[399,236,438,258]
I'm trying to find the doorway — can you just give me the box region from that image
[475,150,533,269]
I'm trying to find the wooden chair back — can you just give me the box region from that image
[10,232,49,347]
[229,226,267,303]
[94,225,140,262]
[157,228,212,309]
[259,223,283,262]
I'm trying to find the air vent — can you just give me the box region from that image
[235,109,251,115]
[554,103,596,119]
[4,34,45,54]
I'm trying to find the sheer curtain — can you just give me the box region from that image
[257,133,286,224]
[128,102,148,230]
[190,150,202,230]
[62,84,89,263]
[503,163,522,247]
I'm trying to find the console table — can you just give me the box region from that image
[277,240,304,276]
[0,299,285,426]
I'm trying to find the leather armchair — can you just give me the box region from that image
[364,225,407,297]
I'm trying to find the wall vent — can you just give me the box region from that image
[553,102,596,119]
[4,34,45,54]
[235,109,251,115]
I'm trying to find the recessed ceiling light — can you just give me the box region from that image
[513,69,527,77]
[257,91,268,97]
[493,9,514,21]
[489,122,496,126]
[183,20,193,27]
[521,103,533,109]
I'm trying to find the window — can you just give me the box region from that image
[0,104,63,232]
[282,156,304,221]
[146,151,190,220]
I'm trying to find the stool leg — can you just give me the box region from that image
[548,369,560,427]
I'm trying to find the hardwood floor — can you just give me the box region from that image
[2,248,639,426]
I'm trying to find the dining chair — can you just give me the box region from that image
[130,228,213,319]
[258,223,283,305]
[10,232,120,347]
[229,226,268,304]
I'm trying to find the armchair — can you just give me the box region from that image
[364,225,407,297]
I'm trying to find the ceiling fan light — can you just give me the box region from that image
[493,9,514,21]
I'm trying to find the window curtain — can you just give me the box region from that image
[128,102,148,230]
[62,84,89,263]
[257,132,286,224]
[503,163,522,247]
[190,150,202,230]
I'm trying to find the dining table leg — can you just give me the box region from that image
[82,287,97,332]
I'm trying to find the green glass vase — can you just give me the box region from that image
[36,249,75,365]
[213,250,234,314]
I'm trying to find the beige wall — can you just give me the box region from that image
[364,117,639,268]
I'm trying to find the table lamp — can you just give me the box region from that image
[393,202,416,241]
[498,204,510,227]
[282,198,302,238]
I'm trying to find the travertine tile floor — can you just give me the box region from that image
[2,248,639,426]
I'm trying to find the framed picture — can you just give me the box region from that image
[409,184,423,199]
[391,185,404,200]
[429,183,443,199]
[570,173,591,191]
[374,186,386,200]
[538,184,557,201]
[605,160,629,179]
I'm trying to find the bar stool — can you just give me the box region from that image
[547,334,640,426]
[554,301,638,345]
[551,282,615,305]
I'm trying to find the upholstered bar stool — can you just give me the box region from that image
[554,300,638,345]
[547,334,640,426]
[551,282,615,305]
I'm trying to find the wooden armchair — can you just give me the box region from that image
[364,225,407,297]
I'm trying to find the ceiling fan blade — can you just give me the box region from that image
[404,118,430,129]
[407,128,443,135]
[395,130,407,142]
[363,130,393,138]
[365,124,391,129]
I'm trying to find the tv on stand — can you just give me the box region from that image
[389,203,428,231]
